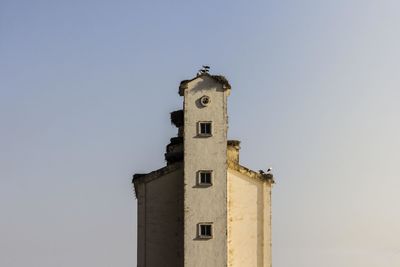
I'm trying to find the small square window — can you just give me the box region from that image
[198,223,213,239]
[198,171,212,186]
[198,122,212,136]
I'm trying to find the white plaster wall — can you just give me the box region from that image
[183,76,229,267]
[136,169,184,267]
[227,169,272,267]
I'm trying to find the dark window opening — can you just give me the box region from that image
[199,122,212,136]
[198,224,212,238]
[199,171,212,185]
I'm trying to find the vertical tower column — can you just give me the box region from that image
[181,75,230,267]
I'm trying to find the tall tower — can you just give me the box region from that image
[181,73,230,266]
[133,71,274,267]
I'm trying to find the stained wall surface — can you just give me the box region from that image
[227,169,272,267]
[136,169,184,267]
[183,76,230,266]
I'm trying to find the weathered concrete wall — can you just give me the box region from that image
[227,143,240,163]
[183,76,230,266]
[136,169,184,267]
[227,169,272,267]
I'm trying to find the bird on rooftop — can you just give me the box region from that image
[197,65,210,76]
[259,168,272,175]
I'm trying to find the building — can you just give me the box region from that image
[132,71,274,267]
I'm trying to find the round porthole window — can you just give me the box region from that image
[200,95,210,106]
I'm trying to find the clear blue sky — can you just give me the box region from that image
[1,0,399,266]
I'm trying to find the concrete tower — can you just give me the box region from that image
[133,71,274,267]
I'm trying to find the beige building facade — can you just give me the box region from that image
[133,72,274,267]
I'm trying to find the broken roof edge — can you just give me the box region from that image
[227,161,275,184]
[179,73,231,96]
[132,162,183,198]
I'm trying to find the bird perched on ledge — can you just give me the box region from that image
[259,168,272,175]
[197,65,210,76]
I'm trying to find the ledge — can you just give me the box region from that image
[132,162,183,197]
[227,161,274,184]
